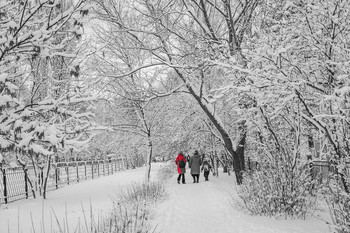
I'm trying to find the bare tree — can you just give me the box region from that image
[92,0,261,184]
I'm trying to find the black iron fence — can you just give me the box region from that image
[0,158,126,204]
[310,160,350,182]
[245,160,349,184]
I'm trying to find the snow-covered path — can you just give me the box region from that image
[0,163,332,233]
[150,172,331,233]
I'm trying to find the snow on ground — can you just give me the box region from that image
[0,163,162,233]
[0,163,333,233]
[150,171,332,233]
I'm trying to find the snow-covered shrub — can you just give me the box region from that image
[91,164,171,232]
[98,181,165,232]
[241,0,350,226]
[53,199,154,233]
[236,104,320,219]
[236,160,318,219]
[326,176,350,233]
[119,181,165,204]
[103,201,152,233]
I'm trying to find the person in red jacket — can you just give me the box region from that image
[175,152,186,184]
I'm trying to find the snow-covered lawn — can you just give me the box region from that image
[0,162,332,233]
[0,163,161,233]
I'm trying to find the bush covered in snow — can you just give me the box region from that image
[66,181,166,233]
[236,162,318,219]
[96,181,165,232]
[236,105,320,219]
[326,178,350,233]
[119,181,165,204]
[96,164,171,232]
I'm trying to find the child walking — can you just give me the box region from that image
[201,160,212,181]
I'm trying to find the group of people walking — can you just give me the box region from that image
[175,150,212,184]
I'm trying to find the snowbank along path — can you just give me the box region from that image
[150,171,331,233]
[0,163,161,233]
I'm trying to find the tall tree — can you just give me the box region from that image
[93,0,261,184]
[0,0,93,198]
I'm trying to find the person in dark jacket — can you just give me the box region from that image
[189,150,202,183]
[201,160,212,181]
[175,153,186,184]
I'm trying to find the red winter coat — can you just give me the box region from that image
[175,154,186,174]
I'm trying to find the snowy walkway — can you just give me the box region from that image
[0,164,161,233]
[0,163,332,233]
[150,172,331,233]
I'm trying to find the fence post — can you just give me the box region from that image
[84,162,87,180]
[103,161,105,175]
[309,162,314,180]
[3,169,7,204]
[55,168,58,189]
[76,162,79,183]
[98,161,100,177]
[66,165,69,185]
[38,169,41,196]
[24,168,28,199]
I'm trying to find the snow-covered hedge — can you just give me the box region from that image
[326,179,350,233]
[236,162,318,219]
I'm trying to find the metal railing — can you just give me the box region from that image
[0,158,126,204]
[310,160,350,183]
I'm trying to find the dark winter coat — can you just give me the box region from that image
[189,152,202,175]
[175,153,186,174]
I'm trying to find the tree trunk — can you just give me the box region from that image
[215,155,219,178]
[235,121,247,184]
[23,166,36,198]
[18,160,36,198]
[43,155,52,199]
[144,134,152,183]
[174,69,243,184]
[236,133,246,184]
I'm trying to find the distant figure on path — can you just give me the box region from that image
[186,155,191,166]
[175,152,186,184]
[189,150,202,183]
[201,160,212,181]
